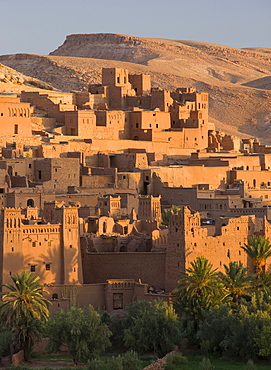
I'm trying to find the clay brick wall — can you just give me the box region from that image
[151,89,173,112]
[129,74,151,96]
[116,172,142,191]
[72,91,92,108]
[126,95,152,110]
[81,175,114,188]
[0,101,32,137]
[151,165,229,190]
[130,110,171,132]
[82,252,166,289]
[30,116,56,130]
[102,68,129,87]
[229,170,271,188]
[34,158,80,193]
[64,110,96,136]
[165,207,264,291]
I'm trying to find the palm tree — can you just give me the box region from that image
[218,261,254,303]
[177,257,220,297]
[161,205,182,226]
[0,271,50,358]
[257,272,271,298]
[241,235,271,278]
[175,257,226,319]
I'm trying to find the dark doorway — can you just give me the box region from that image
[27,199,34,207]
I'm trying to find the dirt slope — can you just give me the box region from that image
[0,61,54,93]
[1,33,271,142]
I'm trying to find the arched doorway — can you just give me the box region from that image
[27,199,34,207]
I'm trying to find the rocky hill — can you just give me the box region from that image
[0,62,54,93]
[1,33,271,142]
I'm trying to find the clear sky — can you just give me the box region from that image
[0,0,270,55]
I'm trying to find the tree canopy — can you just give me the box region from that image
[241,235,271,278]
[218,261,254,303]
[0,271,50,358]
[46,305,112,364]
[122,300,181,357]
[175,257,227,322]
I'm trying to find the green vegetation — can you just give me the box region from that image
[0,326,12,358]
[172,236,271,366]
[3,236,271,368]
[46,306,112,364]
[218,261,254,303]
[122,300,181,357]
[108,350,142,369]
[161,205,182,226]
[241,235,271,278]
[0,271,50,359]
[164,353,189,369]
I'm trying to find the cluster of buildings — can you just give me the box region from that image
[1,67,271,312]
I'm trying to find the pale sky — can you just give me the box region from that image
[0,0,270,55]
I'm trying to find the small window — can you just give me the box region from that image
[14,124,18,134]
[32,241,36,247]
[136,123,139,128]
[45,263,51,271]
[29,164,32,169]
[70,245,72,248]
[30,265,36,272]
[38,170,42,180]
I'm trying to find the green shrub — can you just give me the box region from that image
[245,359,256,370]
[0,328,12,357]
[198,357,215,370]
[86,357,104,370]
[108,354,123,370]
[121,350,141,370]
[9,366,31,370]
[108,351,141,370]
[163,353,188,369]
